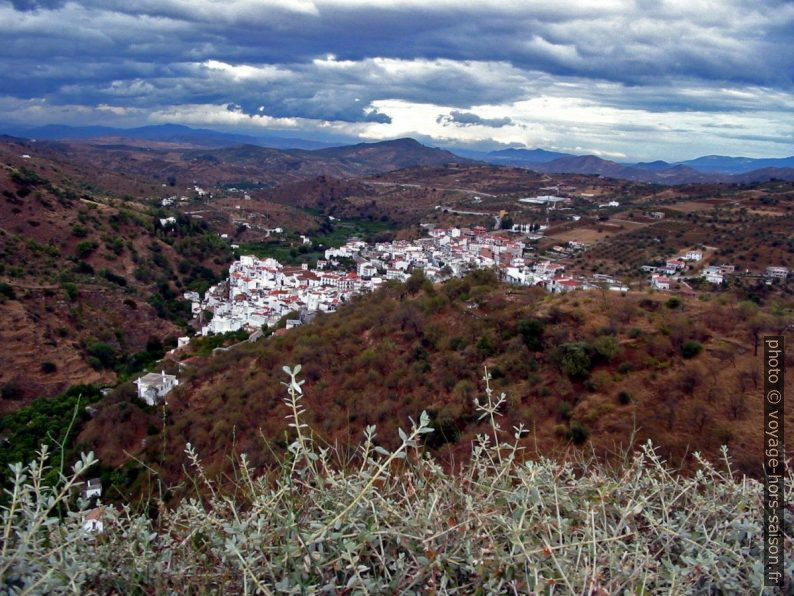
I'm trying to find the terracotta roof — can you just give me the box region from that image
[84,506,105,521]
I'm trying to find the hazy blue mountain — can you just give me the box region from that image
[3,123,339,150]
[633,160,673,171]
[530,154,794,184]
[676,154,794,174]
[485,147,575,164]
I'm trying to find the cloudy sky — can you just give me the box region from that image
[1,0,793,160]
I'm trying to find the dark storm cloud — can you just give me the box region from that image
[8,0,65,10]
[0,0,793,157]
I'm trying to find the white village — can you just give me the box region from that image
[186,225,608,340]
[133,219,788,408]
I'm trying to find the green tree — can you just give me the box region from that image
[680,341,703,359]
[518,318,544,351]
[593,335,621,361]
[558,343,592,380]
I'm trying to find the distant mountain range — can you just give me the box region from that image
[3,122,793,184]
[4,123,340,150]
[477,147,794,184]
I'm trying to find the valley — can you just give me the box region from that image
[0,132,791,508]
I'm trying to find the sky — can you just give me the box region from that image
[1,0,793,161]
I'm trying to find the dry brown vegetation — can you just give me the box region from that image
[0,139,233,404]
[78,272,793,502]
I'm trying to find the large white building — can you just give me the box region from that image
[765,266,789,280]
[518,195,568,205]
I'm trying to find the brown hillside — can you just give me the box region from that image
[0,139,233,406]
[79,274,793,500]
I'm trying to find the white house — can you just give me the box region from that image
[684,250,703,262]
[82,507,105,534]
[83,478,102,500]
[549,276,580,293]
[357,262,378,278]
[703,266,724,284]
[651,274,671,290]
[665,259,686,271]
[765,266,789,280]
[135,371,178,406]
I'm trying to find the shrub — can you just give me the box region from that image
[85,341,116,369]
[448,337,466,351]
[517,318,544,351]
[681,340,703,359]
[617,390,632,405]
[71,224,88,238]
[101,269,128,287]
[40,361,57,374]
[404,269,427,294]
[556,342,592,380]
[75,240,98,259]
[617,361,634,374]
[73,261,95,275]
[0,381,23,400]
[475,335,496,358]
[593,335,621,361]
[567,421,589,444]
[665,296,682,309]
[0,282,15,300]
[62,282,78,301]
[558,400,572,420]
[0,367,772,593]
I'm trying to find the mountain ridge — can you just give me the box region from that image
[3,122,794,184]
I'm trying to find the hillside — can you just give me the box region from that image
[76,271,793,501]
[0,138,234,406]
[309,137,473,172]
[10,138,472,189]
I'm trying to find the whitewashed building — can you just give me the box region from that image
[83,478,102,500]
[82,507,105,534]
[651,274,671,290]
[135,371,178,406]
[684,250,703,262]
[765,266,789,280]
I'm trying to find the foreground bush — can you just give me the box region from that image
[2,367,791,593]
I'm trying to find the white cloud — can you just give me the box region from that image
[147,103,301,128]
[201,60,292,81]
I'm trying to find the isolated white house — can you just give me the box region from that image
[82,507,105,534]
[651,274,671,290]
[765,266,789,280]
[83,478,102,500]
[135,371,178,406]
